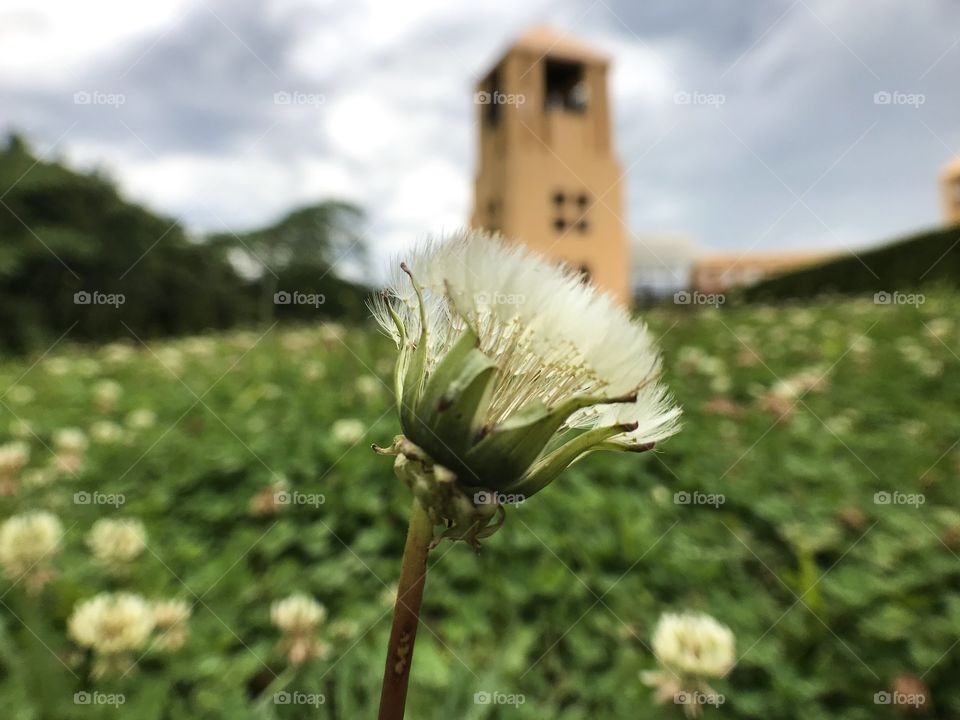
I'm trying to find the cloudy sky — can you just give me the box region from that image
[2,0,959,279]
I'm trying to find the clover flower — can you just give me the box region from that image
[271,593,327,634]
[54,428,88,454]
[372,230,680,546]
[0,440,30,484]
[90,420,124,444]
[86,519,147,572]
[68,592,155,676]
[152,599,191,651]
[0,511,62,590]
[92,379,123,412]
[53,427,88,475]
[643,611,735,718]
[271,593,329,665]
[651,612,735,677]
[332,418,366,445]
[125,409,157,430]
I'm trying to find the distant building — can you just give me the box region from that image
[690,251,841,294]
[941,157,960,224]
[470,26,630,303]
[631,233,697,300]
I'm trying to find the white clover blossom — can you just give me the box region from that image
[152,598,191,651]
[86,518,147,570]
[90,420,124,444]
[271,593,327,634]
[332,418,366,445]
[54,428,88,454]
[271,593,329,665]
[92,379,123,411]
[0,441,30,479]
[68,592,155,657]
[651,611,735,678]
[126,409,157,430]
[371,231,680,544]
[0,511,63,580]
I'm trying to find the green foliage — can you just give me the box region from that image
[0,293,957,718]
[743,223,960,301]
[0,134,370,353]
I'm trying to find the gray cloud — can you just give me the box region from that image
[2,0,959,273]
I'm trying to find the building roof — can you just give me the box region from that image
[691,250,841,272]
[941,155,960,179]
[486,25,610,72]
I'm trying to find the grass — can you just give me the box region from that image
[0,292,958,719]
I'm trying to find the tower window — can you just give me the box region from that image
[480,69,502,126]
[544,59,588,113]
[552,188,590,236]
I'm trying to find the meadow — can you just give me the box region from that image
[0,291,957,719]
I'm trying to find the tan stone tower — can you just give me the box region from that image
[470,26,630,303]
[941,157,960,224]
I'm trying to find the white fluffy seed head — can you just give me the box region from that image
[68,592,155,655]
[652,611,735,678]
[372,230,680,445]
[0,511,62,577]
[271,594,326,634]
[86,518,147,569]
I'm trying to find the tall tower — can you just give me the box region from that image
[470,26,630,303]
[941,157,960,224]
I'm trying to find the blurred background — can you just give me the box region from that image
[1,0,959,718]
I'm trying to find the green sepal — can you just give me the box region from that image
[462,394,601,490]
[434,353,496,453]
[383,295,409,410]
[416,328,483,426]
[407,330,498,467]
[399,264,430,431]
[504,423,632,498]
[463,388,644,489]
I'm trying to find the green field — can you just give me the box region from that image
[0,292,958,719]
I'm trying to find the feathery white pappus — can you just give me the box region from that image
[372,229,681,448]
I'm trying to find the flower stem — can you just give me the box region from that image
[378,498,434,720]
